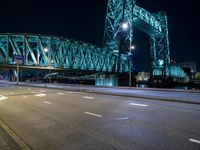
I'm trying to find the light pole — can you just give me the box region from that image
[44,47,52,83]
[129,45,135,87]
[122,22,135,87]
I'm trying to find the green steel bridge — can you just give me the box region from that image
[0,0,187,82]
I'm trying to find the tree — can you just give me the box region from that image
[195,72,200,80]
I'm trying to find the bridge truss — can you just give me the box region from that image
[0,0,187,80]
[0,34,128,73]
[104,0,171,78]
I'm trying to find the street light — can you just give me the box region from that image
[44,47,52,83]
[129,44,135,88]
[121,22,135,87]
[122,22,129,30]
[44,47,48,53]
[130,45,135,50]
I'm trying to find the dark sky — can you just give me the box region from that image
[0,0,199,71]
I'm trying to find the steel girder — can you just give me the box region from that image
[150,12,170,77]
[0,33,128,73]
[104,0,171,77]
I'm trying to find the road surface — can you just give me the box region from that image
[0,83,200,150]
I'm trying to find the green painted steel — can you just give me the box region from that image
[0,33,128,73]
[0,0,186,79]
[103,0,178,77]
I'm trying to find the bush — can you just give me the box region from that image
[195,72,200,80]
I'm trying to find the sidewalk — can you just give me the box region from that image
[4,81,200,105]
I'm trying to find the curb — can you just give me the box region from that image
[16,83,200,105]
[0,119,32,150]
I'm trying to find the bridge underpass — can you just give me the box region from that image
[0,0,187,86]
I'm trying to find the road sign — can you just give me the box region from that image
[13,55,24,64]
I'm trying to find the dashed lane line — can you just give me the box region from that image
[34,93,46,97]
[189,138,200,144]
[67,91,80,94]
[129,103,148,107]
[57,93,64,95]
[84,112,102,118]
[83,96,94,100]
[115,117,129,120]
[43,101,52,105]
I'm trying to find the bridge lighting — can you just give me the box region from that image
[122,22,129,30]
[158,59,164,66]
[130,45,135,50]
[44,47,48,53]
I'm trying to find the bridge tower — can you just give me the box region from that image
[103,0,171,78]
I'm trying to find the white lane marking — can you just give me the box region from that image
[0,95,8,101]
[67,91,80,94]
[83,96,94,100]
[22,96,28,98]
[57,93,64,95]
[43,101,52,105]
[84,112,102,118]
[189,138,200,144]
[129,103,148,107]
[115,117,129,120]
[35,93,46,97]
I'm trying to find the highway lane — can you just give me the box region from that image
[0,84,200,150]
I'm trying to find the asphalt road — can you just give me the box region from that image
[0,83,200,150]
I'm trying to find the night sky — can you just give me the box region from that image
[0,0,199,71]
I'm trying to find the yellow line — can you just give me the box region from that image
[0,119,32,150]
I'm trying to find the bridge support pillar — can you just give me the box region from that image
[95,74,118,86]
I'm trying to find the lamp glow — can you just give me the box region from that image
[44,47,48,53]
[130,45,135,50]
[122,22,129,30]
